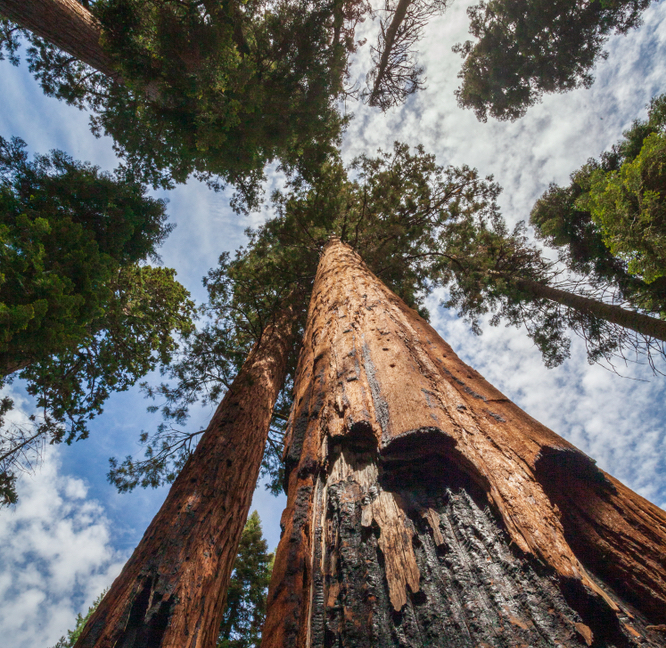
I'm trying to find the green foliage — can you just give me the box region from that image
[0,135,172,372]
[5,0,355,210]
[217,511,273,648]
[454,0,651,121]
[50,589,108,648]
[531,93,666,313]
[114,143,501,494]
[0,136,194,505]
[584,132,666,283]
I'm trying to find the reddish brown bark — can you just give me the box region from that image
[263,239,666,648]
[0,0,120,80]
[74,319,292,648]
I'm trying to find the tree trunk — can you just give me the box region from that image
[0,0,120,80]
[74,317,293,648]
[368,0,412,106]
[512,275,666,343]
[262,238,666,648]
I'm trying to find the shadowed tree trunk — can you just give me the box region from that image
[0,0,120,80]
[74,317,293,648]
[367,0,412,105]
[510,274,666,343]
[262,238,666,648]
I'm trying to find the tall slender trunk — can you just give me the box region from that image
[0,0,119,80]
[263,239,666,648]
[368,0,412,106]
[512,274,666,342]
[74,317,293,648]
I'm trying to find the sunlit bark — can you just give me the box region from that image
[75,318,292,648]
[0,0,119,79]
[263,238,666,647]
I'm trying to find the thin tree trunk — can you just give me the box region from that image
[74,317,293,648]
[262,238,666,648]
[512,274,666,343]
[368,0,412,106]
[0,0,120,80]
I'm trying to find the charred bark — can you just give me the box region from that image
[262,239,666,648]
[0,0,120,80]
[74,319,293,648]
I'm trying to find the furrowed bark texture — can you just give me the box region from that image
[74,321,292,648]
[0,0,119,79]
[262,239,666,648]
[513,275,666,343]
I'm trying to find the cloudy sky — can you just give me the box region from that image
[2,2,666,646]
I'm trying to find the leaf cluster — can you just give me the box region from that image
[531,93,666,313]
[0,137,194,505]
[454,0,651,121]
[3,0,359,211]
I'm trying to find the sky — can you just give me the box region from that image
[1,2,666,646]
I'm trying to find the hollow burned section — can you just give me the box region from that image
[308,432,663,648]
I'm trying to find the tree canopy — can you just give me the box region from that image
[453,0,652,121]
[217,511,273,648]
[1,0,360,210]
[0,136,194,506]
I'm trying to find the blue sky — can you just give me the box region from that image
[1,2,666,646]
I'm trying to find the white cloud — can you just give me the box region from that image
[0,448,126,648]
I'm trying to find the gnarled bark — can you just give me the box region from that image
[0,0,120,80]
[262,239,666,648]
[74,318,293,648]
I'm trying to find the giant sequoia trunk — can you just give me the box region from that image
[0,0,119,80]
[74,319,293,648]
[263,239,666,648]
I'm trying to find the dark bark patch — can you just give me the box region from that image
[114,575,175,648]
[535,446,613,489]
[311,447,661,648]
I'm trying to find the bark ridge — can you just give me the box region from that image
[262,239,666,648]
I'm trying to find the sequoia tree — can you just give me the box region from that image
[72,316,293,648]
[263,238,666,647]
